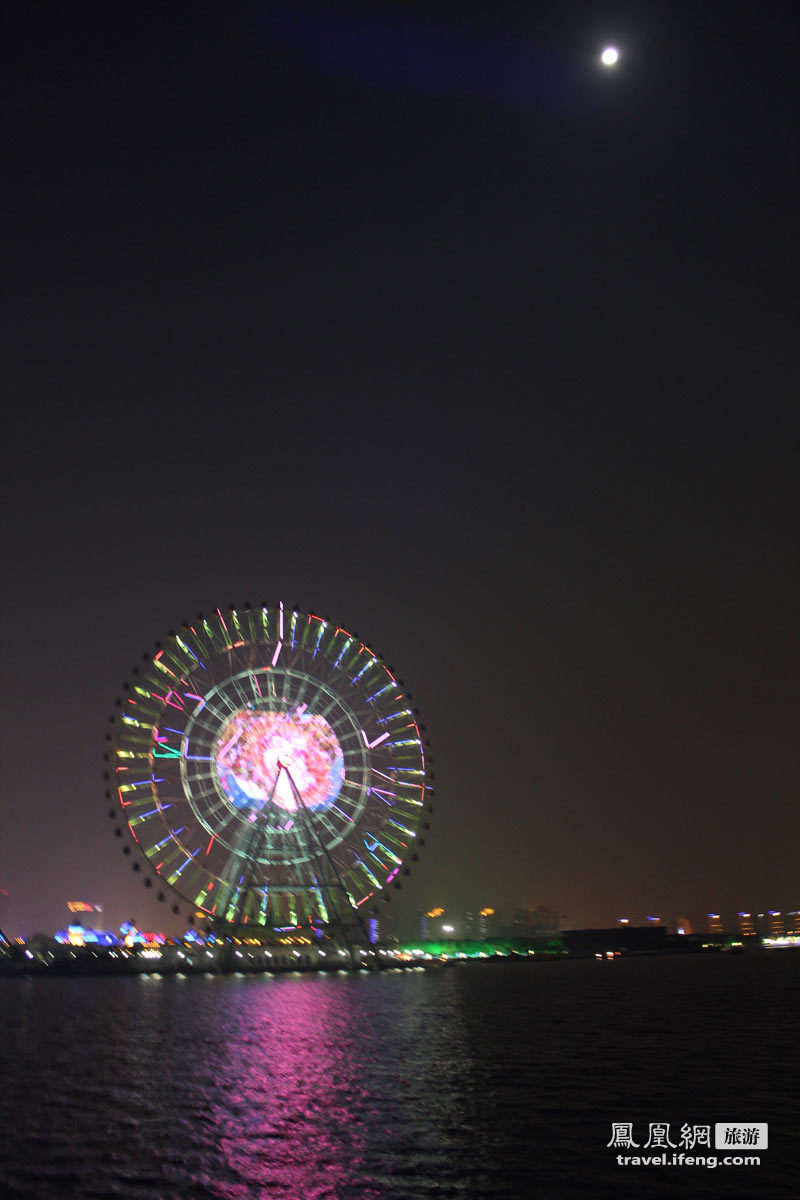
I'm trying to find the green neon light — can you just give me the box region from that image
[357,861,380,888]
[372,839,402,865]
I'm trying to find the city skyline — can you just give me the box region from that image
[3,886,798,945]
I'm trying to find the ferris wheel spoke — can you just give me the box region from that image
[317,692,347,722]
[337,731,362,747]
[183,712,218,739]
[279,669,293,710]
[197,698,230,725]
[229,675,251,711]
[204,802,239,838]
[307,806,338,843]
[300,677,329,717]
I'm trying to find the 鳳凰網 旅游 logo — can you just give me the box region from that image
[606,1121,767,1169]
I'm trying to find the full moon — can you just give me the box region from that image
[601,46,620,66]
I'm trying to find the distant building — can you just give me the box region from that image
[707,913,723,935]
[119,922,165,947]
[768,911,785,937]
[737,912,756,937]
[512,908,532,934]
[532,906,559,934]
[787,911,800,935]
[54,922,118,947]
[67,900,104,925]
[421,907,444,941]
[675,917,692,935]
[57,902,109,945]
[478,907,496,939]
[511,906,560,936]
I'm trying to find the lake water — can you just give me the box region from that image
[1,951,798,1198]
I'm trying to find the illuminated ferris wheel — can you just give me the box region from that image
[106,604,432,934]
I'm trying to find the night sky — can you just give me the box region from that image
[2,1,798,938]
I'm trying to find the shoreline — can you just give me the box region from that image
[3,938,791,979]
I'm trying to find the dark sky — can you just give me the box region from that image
[2,1,798,938]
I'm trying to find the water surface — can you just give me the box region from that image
[1,952,797,1198]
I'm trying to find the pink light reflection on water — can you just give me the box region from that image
[202,979,384,1199]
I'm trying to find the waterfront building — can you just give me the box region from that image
[509,908,556,935]
[67,900,104,923]
[787,911,800,935]
[737,912,756,937]
[527,906,560,935]
[478,907,496,939]
[707,913,723,935]
[422,907,444,941]
[768,911,785,937]
[512,908,533,934]
[55,922,118,947]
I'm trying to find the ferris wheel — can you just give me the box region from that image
[106,604,432,934]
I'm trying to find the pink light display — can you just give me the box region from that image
[215,709,345,813]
